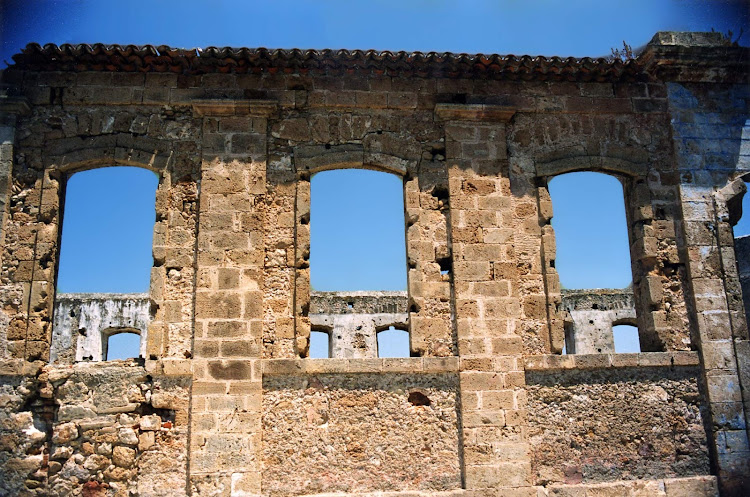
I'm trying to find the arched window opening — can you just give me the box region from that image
[377,326,409,358]
[309,330,331,359]
[103,329,141,361]
[57,166,159,293]
[612,324,640,353]
[310,169,406,291]
[549,172,641,354]
[548,172,632,289]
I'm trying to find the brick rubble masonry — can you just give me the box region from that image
[0,31,748,496]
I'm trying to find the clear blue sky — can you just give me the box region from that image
[1,0,747,65]
[5,1,747,356]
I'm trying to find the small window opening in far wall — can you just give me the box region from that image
[377,326,409,358]
[309,330,331,358]
[104,331,141,361]
[613,325,640,353]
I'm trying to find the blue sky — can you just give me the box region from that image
[1,0,748,64]
[6,1,748,356]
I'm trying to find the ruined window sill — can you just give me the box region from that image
[524,351,700,371]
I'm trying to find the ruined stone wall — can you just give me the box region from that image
[51,293,150,363]
[736,235,750,333]
[526,360,710,485]
[262,372,460,495]
[561,289,637,354]
[309,291,408,358]
[0,31,747,496]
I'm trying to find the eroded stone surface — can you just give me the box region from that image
[527,366,710,485]
[262,373,461,496]
[0,30,747,497]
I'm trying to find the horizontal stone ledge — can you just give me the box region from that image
[524,351,700,371]
[289,475,718,497]
[296,491,465,497]
[434,103,516,122]
[0,95,31,115]
[262,357,459,375]
[192,99,277,117]
[146,359,193,377]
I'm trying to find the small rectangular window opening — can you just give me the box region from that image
[309,330,331,358]
[105,331,141,361]
[377,326,410,358]
[613,324,641,353]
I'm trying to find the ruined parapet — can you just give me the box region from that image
[561,289,637,354]
[51,293,150,364]
[309,291,408,358]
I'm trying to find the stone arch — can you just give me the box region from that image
[535,155,648,180]
[712,172,750,348]
[293,153,410,358]
[716,172,750,227]
[293,144,413,178]
[45,134,174,174]
[537,161,663,353]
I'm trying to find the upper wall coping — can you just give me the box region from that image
[561,288,635,312]
[8,32,746,84]
[55,293,149,302]
[7,43,643,82]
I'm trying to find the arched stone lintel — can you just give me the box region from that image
[44,134,174,174]
[536,155,648,179]
[294,143,413,177]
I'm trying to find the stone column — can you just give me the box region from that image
[640,32,750,495]
[0,96,29,249]
[405,156,455,357]
[438,104,533,492]
[0,95,55,363]
[188,99,275,496]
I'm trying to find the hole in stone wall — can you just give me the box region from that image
[309,331,331,359]
[377,326,409,358]
[431,185,450,207]
[104,331,141,361]
[612,324,641,353]
[407,391,431,406]
[437,257,452,277]
[310,169,406,291]
[57,166,159,293]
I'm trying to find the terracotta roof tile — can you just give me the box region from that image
[10,43,647,82]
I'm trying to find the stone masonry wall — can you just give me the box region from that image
[262,373,460,496]
[527,365,710,485]
[0,31,747,496]
[309,291,408,358]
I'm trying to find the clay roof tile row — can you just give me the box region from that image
[11,43,646,82]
